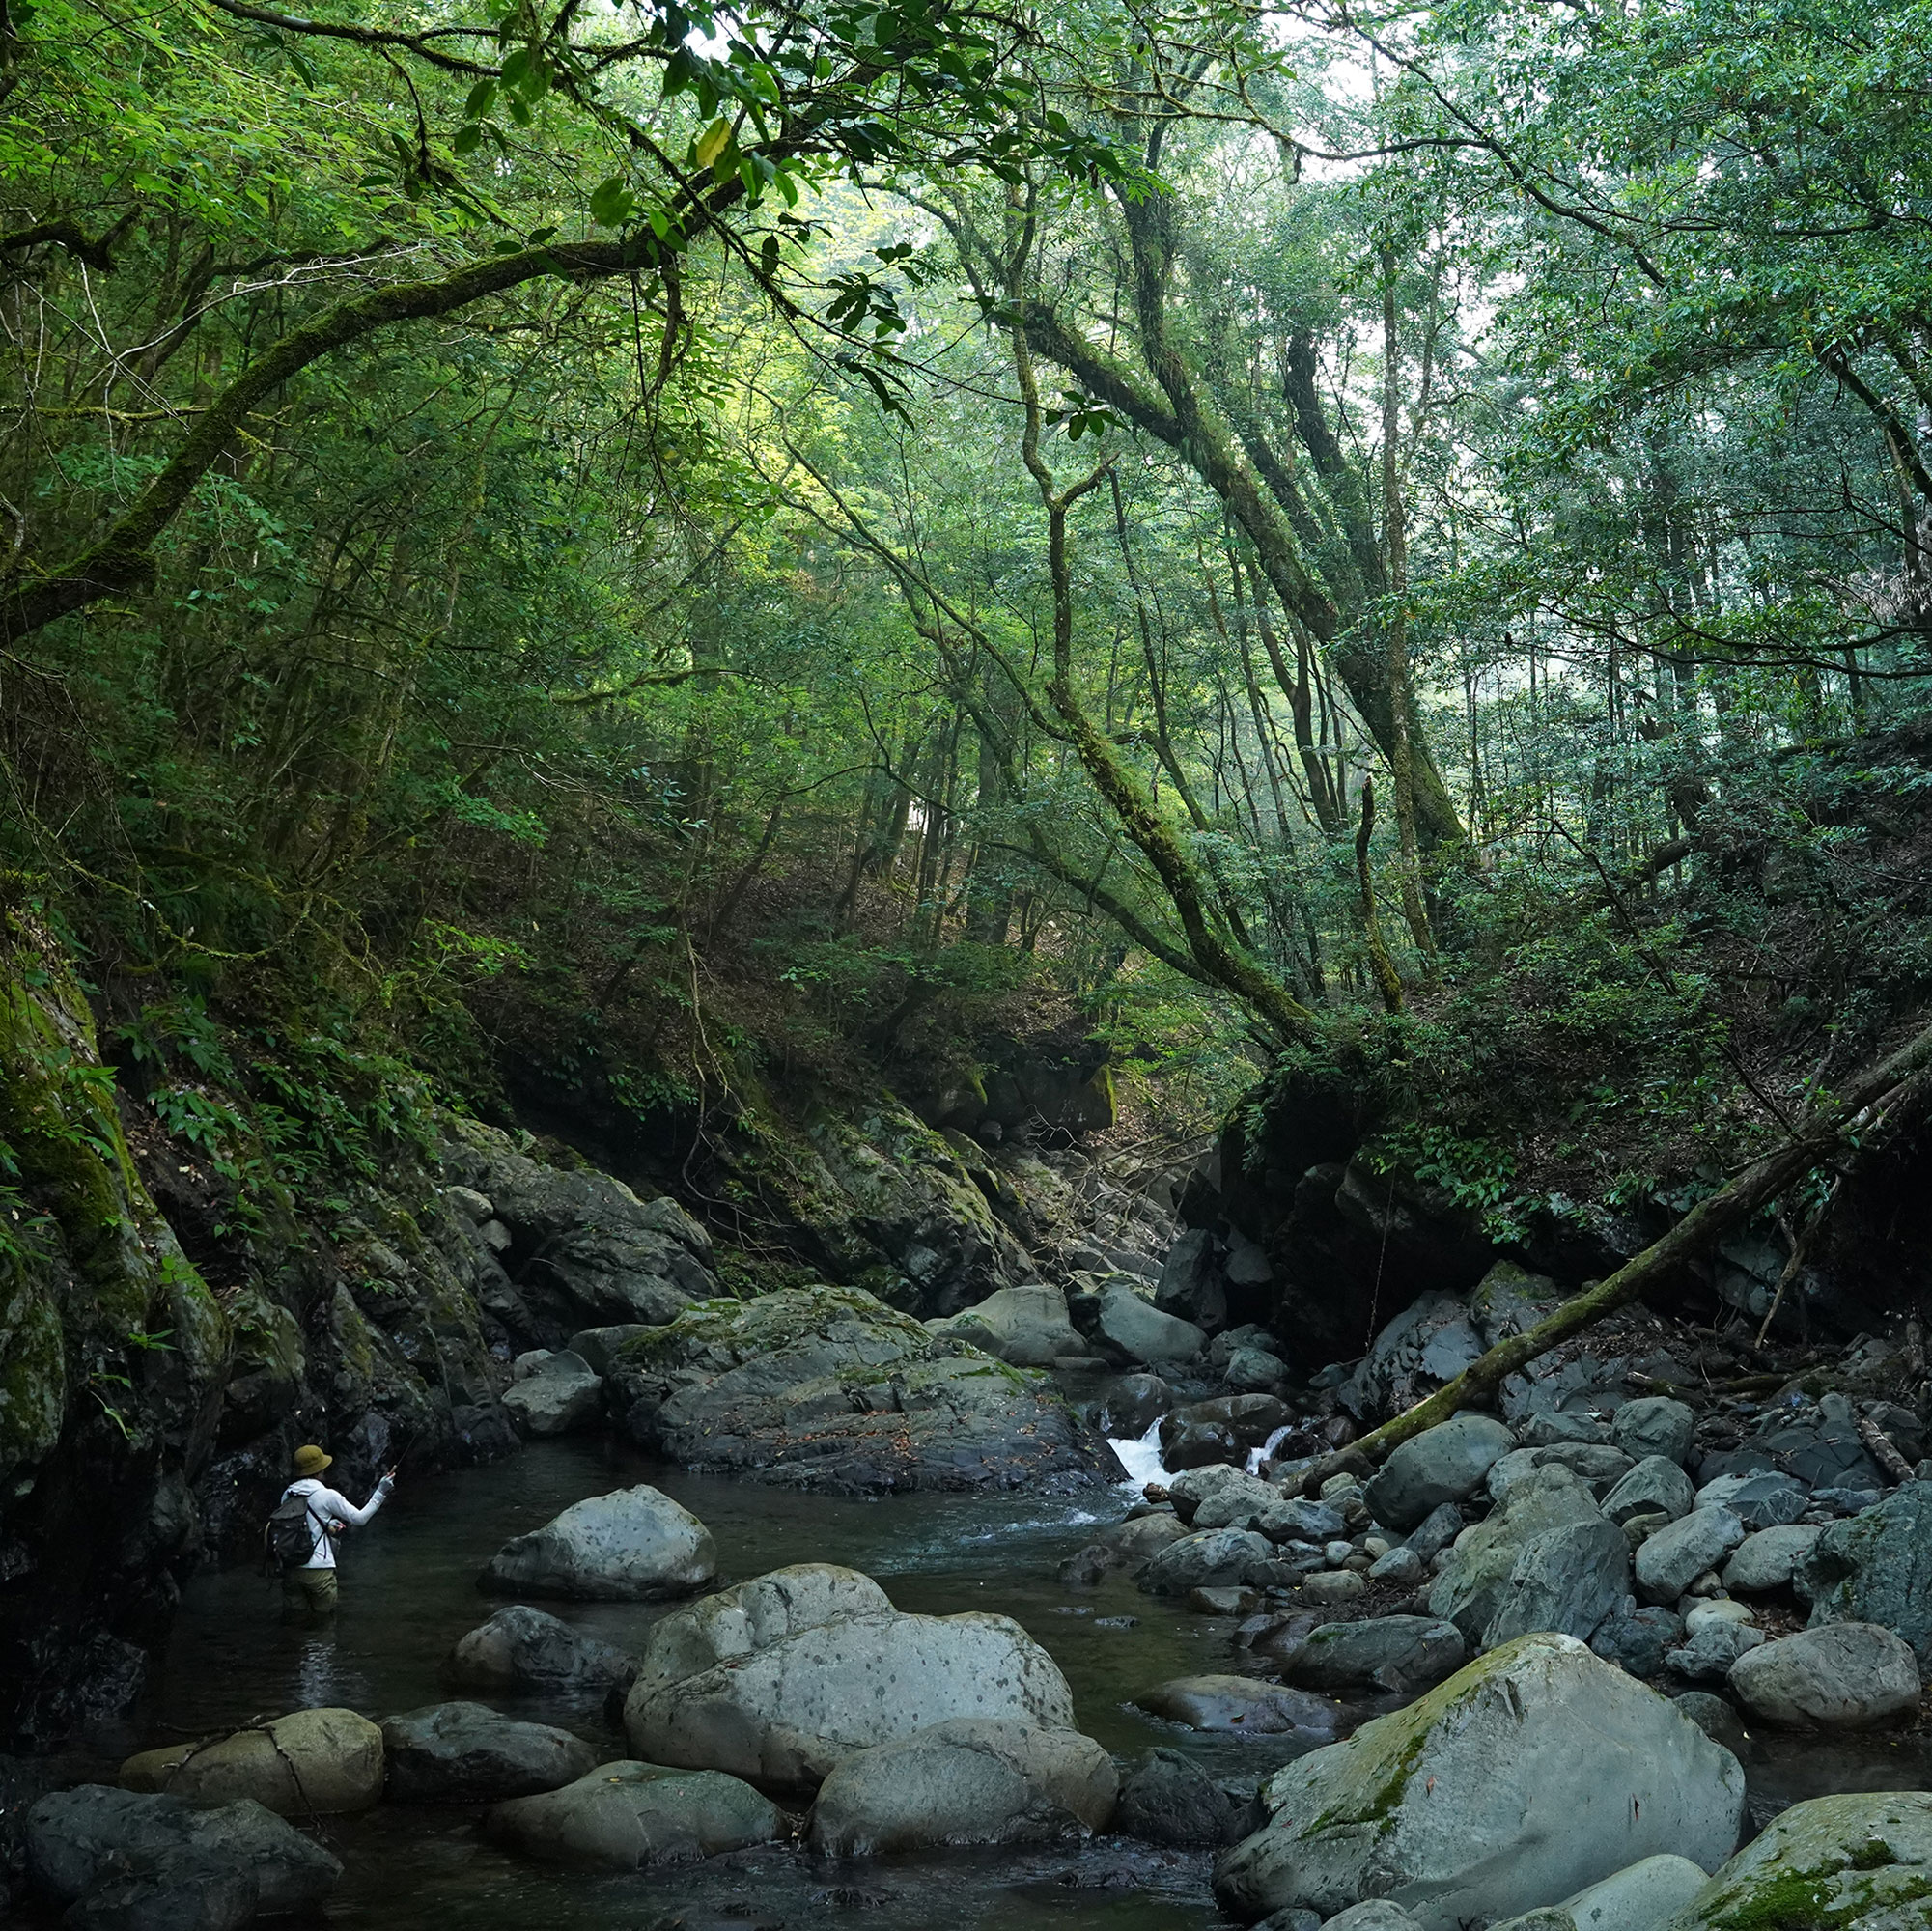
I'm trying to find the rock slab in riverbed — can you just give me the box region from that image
[485,1761,779,1868]
[27,1786,342,1921]
[1800,1481,1932,1667]
[805,1717,1117,1854]
[1726,1622,1922,1728]
[478,1485,716,1601]
[1486,1853,1709,1931]
[1134,1675,1341,1740]
[928,1284,1084,1366]
[1363,1413,1517,1530]
[623,1562,1077,1793]
[119,1708,384,1815]
[1659,1789,1932,1928]
[380,1702,600,1802]
[445,1605,638,1693]
[1276,1616,1468,1696]
[500,1350,602,1437]
[1213,1633,1746,1931]
[608,1285,1117,1493]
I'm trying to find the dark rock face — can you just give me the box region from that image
[609,1286,1118,1493]
[1802,1483,1932,1667]
[446,1606,638,1693]
[1114,1748,1236,1847]
[1340,1294,1487,1424]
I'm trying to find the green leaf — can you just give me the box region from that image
[693,117,733,170]
[588,176,636,226]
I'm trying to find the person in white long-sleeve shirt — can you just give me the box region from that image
[281,1442,395,1616]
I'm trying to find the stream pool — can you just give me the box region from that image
[110,1437,1932,1931]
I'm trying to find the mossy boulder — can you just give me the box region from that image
[608,1283,1117,1493]
[1213,1633,1746,1930]
[1660,1790,1932,1929]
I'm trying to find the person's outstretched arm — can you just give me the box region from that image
[316,1473,394,1528]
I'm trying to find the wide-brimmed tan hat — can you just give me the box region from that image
[292,1443,333,1477]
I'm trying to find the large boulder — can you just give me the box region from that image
[1488,1445,1635,1507]
[1137,1528,1285,1597]
[1171,1464,1288,1530]
[441,1133,716,1339]
[1721,1525,1820,1596]
[501,1351,603,1437]
[1134,1677,1341,1741]
[1095,1283,1207,1366]
[27,1787,342,1917]
[446,1606,637,1693]
[607,1286,1116,1493]
[478,1486,715,1601]
[806,1718,1116,1854]
[1635,1508,1746,1606]
[1340,1294,1486,1424]
[1277,1618,1468,1697]
[1801,1482,1932,1667]
[119,1710,384,1815]
[1213,1633,1746,1930]
[485,1762,779,1868]
[1481,1515,1631,1651]
[622,1563,1075,1793]
[380,1703,600,1802]
[1487,1855,1709,1931]
[1602,1457,1697,1527]
[1660,1790,1932,1929]
[1612,1399,1697,1468]
[1428,1465,1619,1647]
[931,1286,1083,1366]
[1116,1748,1238,1848]
[1726,1623,1921,1729]
[1363,1415,1517,1531]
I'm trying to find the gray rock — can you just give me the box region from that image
[1259,1497,1347,1545]
[1253,1913,1323,1931]
[566,1325,655,1374]
[1727,1622,1922,1729]
[608,1285,1116,1493]
[932,1285,1084,1367]
[479,1486,716,1601]
[1695,1471,1808,1531]
[1369,1546,1425,1586]
[1170,1463,1281,1529]
[1612,1398,1697,1468]
[1404,1501,1466,1563]
[1096,1284,1207,1366]
[1482,1515,1632,1650]
[1721,1525,1820,1595]
[1342,1293,1486,1422]
[1664,1622,1764,1684]
[1520,1411,1612,1447]
[1106,1512,1191,1565]
[1321,1907,1422,1930]
[622,1563,1075,1792]
[1590,1607,1683,1679]
[1138,1528,1284,1597]
[1800,1480,1932,1666]
[1488,1444,1635,1507]
[501,1350,603,1437]
[1663,1789,1932,1929]
[1134,1675,1341,1740]
[1213,1633,1746,1930]
[1601,1457,1697,1526]
[1485,1853,1708,1931]
[806,1718,1116,1854]
[380,1702,599,1803]
[1100,1371,1172,1436]
[1300,1570,1366,1608]
[1114,1748,1235,1848]
[485,1761,778,1867]
[1155,1226,1228,1330]
[446,1606,637,1693]
[26,1788,341,1915]
[1279,1618,1467,1696]
[118,1710,383,1816]
[1634,1509,1745,1606]
[1363,1414,1517,1531]
[1428,1465,1607,1644]
[1226,1347,1291,1393]
[1669,1691,1751,1761]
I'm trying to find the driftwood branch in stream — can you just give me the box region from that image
[1290,1018,1932,1495]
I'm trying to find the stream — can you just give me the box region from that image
[120,1436,1932,1931]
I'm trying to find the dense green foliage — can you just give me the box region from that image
[2,0,1929,1234]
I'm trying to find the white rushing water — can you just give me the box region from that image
[1107,1414,1170,1488]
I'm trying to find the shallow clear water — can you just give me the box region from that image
[136,1441,1316,1931]
[121,1438,1932,1931]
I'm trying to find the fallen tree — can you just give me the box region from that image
[1291,1016,1932,1493]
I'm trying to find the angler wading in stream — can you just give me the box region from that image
[268,1446,398,1620]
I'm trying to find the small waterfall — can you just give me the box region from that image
[1106,1413,1169,1489]
[1246,1422,1294,1475]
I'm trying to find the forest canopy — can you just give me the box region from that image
[3,0,1930,1217]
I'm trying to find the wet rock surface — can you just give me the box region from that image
[380,1702,601,1802]
[479,1485,717,1600]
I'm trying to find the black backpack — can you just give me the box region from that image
[263,1489,319,1573]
